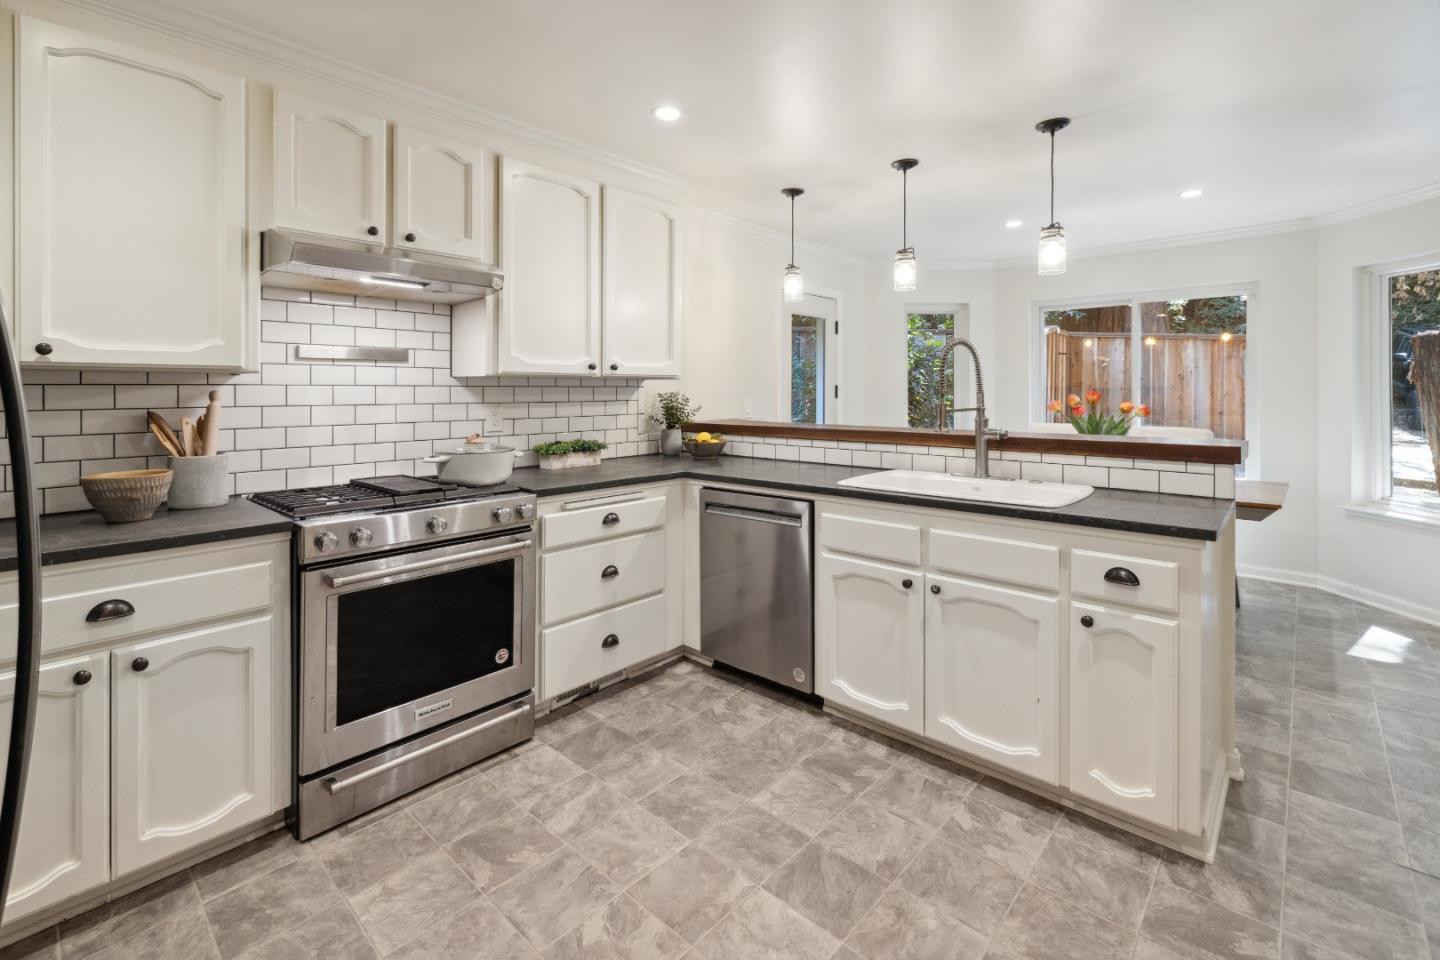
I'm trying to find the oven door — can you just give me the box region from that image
[299,530,535,776]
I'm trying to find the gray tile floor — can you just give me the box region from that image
[7,579,1440,959]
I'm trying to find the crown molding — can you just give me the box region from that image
[988,216,1318,271]
[681,205,866,265]
[53,0,694,195]
[1311,181,1440,228]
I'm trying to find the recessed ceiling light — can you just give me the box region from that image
[1179,188,1204,199]
[652,105,682,123]
[1004,219,1023,229]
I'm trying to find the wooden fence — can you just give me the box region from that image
[1044,328,1245,439]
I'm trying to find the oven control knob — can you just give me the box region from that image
[314,531,339,553]
[493,505,514,524]
[517,503,535,520]
[427,514,449,534]
[350,527,374,547]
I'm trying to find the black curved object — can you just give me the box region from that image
[0,294,43,924]
[1103,566,1141,587]
[86,598,135,623]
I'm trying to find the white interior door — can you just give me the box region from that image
[785,293,839,423]
[392,124,487,259]
[273,90,387,241]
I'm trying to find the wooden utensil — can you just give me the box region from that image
[181,417,197,457]
[199,390,222,455]
[147,411,184,458]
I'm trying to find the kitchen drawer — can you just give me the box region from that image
[929,528,1059,592]
[819,512,922,566]
[0,540,284,663]
[1070,549,1178,613]
[542,495,666,550]
[542,530,666,624]
[542,593,667,697]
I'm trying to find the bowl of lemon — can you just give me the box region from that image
[682,431,727,459]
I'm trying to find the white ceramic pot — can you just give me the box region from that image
[423,442,515,485]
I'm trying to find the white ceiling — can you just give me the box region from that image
[179,0,1440,261]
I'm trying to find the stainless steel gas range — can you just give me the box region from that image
[251,475,537,840]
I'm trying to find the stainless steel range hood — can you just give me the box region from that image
[261,229,502,305]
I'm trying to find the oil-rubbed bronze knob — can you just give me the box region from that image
[366,226,379,236]
[131,657,150,672]
[34,342,53,356]
[404,232,416,242]
[73,670,92,686]
[1080,615,1094,629]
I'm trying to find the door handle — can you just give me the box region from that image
[602,512,621,526]
[1103,567,1141,587]
[601,565,620,580]
[86,599,135,623]
[323,539,532,588]
[601,634,620,649]
[324,703,532,794]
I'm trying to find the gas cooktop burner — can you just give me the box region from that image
[250,475,522,519]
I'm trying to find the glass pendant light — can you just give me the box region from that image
[781,188,805,302]
[891,158,919,291]
[1035,117,1071,276]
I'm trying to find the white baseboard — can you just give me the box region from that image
[1238,563,1440,628]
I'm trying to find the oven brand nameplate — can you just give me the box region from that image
[415,699,454,721]
[495,649,510,665]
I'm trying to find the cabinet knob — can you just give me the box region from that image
[609,363,619,372]
[602,512,621,526]
[901,579,913,589]
[72,669,92,686]
[366,225,379,236]
[601,634,620,649]
[930,584,941,595]
[1080,615,1094,629]
[587,362,598,371]
[86,598,135,623]
[601,565,620,580]
[34,342,53,356]
[131,656,150,672]
[404,232,416,243]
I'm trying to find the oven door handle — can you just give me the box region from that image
[323,702,533,795]
[323,539,533,588]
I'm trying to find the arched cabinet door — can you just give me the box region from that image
[924,574,1059,784]
[1068,602,1178,828]
[392,125,488,260]
[603,187,681,377]
[111,615,273,875]
[273,90,388,242]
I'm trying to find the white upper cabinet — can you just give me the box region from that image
[603,187,680,377]
[0,653,109,922]
[392,124,488,259]
[272,91,387,242]
[1068,602,1179,828]
[924,574,1059,784]
[14,17,250,369]
[497,158,602,375]
[815,551,925,734]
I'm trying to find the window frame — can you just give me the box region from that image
[903,303,965,429]
[1359,256,1440,512]
[1028,282,1260,474]
[778,286,843,424]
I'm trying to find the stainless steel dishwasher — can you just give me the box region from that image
[700,488,813,692]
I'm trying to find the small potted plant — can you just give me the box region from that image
[652,391,700,456]
[1048,389,1150,435]
[533,439,607,470]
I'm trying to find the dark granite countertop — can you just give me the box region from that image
[511,455,1236,541]
[0,497,293,572]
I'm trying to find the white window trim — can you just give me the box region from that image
[1027,282,1260,476]
[1358,255,1440,516]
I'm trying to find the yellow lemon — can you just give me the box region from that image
[694,431,712,442]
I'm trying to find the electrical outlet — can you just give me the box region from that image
[484,418,502,436]
[743,398,752,419]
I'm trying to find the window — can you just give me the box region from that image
[786,292,837,424]
[1040,292,1248,445]
[1388,269,1440,501]
[906,312,955,428]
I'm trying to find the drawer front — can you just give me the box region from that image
[1070,550,1179,613]
[542,593,667,698]
[929,528,1060,592]
[543,495,667,550]
[0,540,284,663]
[819,512,922,566]
[542,530,666,624]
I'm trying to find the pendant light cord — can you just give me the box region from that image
[789,194,795,264]
[902,169,908,249]
[1048,131,1056,226]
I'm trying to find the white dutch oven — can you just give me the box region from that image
[423,440,516,485]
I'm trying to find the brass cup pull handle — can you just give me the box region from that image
[601,634,620,649]
[131,657,150,672]
[1103,567,1140,587]
[601,565,620,580]
[86,599,135,623]
[602,512,621,526]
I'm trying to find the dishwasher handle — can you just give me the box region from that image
[702,503,804,527]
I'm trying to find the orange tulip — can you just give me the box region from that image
[1047,400,1063,413]
[1085,389,1101,404]
[1066,394,1081,407]
[1137,404,1151,417]
[1070,404,1085,417]
[1119,401,1134,414]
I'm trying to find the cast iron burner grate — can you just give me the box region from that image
[249,475,523,518]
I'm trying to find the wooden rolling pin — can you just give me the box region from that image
[197,390,222,455]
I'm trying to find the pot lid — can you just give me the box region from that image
[435,441,515,456]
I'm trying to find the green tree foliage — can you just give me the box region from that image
[907,313,954,428]
[1392,271,1440,333]
[1162,296,1247,335]
[790,317,819,423]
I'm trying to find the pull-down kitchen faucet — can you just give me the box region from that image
[935,337,1007,479]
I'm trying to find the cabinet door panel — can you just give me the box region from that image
[0,654,109,921]
[393,125,487,259]
[16,17,248,368]
[112,616,273,875]
[816,552,924,734]
[603,187,680,377]
[273,91,387,241]
[498,158,601,375]
[1069,602,1178,828]
[924,574,1058,783]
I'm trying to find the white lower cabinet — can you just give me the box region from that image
[111,615,274,875]
[1068,602,1179,829]
[815,552,925,735]
[0,653,109,921]
[924,574,1059,784]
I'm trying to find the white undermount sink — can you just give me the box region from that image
[837,469,1094,508]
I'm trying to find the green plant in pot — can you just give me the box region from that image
[652,391,700,456]
[533,438,607,470]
